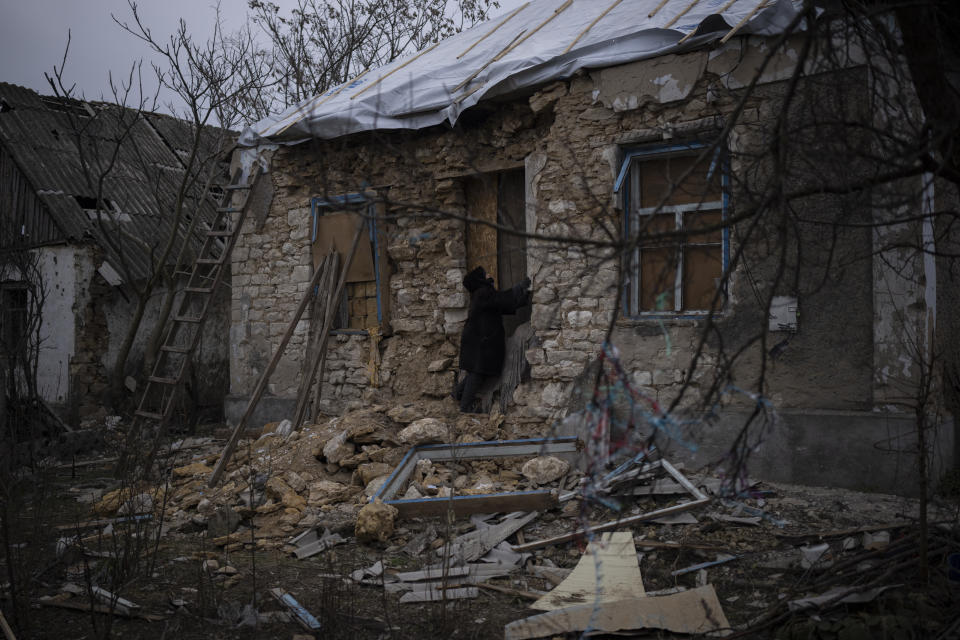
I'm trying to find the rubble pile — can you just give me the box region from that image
[90,404,569,549]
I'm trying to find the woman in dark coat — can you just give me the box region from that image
[454,266,530,412]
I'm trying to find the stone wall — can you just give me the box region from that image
[229,34,931,436]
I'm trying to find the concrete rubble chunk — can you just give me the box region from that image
[355,499,398,543]
[400,418,450,446]
[521,456,570,485]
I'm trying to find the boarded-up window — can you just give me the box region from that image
[464,168,530,334]
[622,149,725,315]
[310,196,388,331]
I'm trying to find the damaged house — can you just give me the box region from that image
[229,0,957,494]
[0,83,232,425]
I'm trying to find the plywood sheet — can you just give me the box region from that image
[312,212,375,283]
[506,585,731,639]
[531,531,644,611]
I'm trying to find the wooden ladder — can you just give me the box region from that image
[117,167,262,476]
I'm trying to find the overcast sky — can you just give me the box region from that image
[1,0,524,118]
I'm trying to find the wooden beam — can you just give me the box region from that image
[563,0,624,54]
[457,2,530,59]
[207,258,331,487]
[292,219,366,428]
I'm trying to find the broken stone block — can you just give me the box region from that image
[307,480,351,507]
[357,462,394,486]
[265,477,306,511]
[207,506,241,538]
[173,462,213,478]
[400,418,449,446]
[427,358,452,372]
[355,499,398,543]
[387,404,420,424]
[521,456,570,485]
[363,475,391,497]
[322,430,355,465]
[285,471,307,493]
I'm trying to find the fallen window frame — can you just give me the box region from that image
[371,436,581,517]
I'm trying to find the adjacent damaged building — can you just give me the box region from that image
[0,83,232,423]
[228,0,958,492]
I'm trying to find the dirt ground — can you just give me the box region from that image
[1,409,958,640]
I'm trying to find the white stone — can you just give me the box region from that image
[541,382,567,407]
[400,418,449,446]
[521,456,570,485]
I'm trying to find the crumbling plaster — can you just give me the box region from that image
[34,245,77,407]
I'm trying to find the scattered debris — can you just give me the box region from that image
[399,587,478,603]
[268,587,322,632]
[291,527,346,559]
[788,584,903,612]
[670,554,739,577]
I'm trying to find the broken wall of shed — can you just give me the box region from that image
[228,34,954,489]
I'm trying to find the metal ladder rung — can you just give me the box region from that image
[206,230,234,237]
[148,376,178,385]
[185,286,213,294]
[196,258,224,265]
[135,410,165,420]
[174,315,204,323]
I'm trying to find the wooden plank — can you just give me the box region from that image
[0,610,17,640]
[447,511,538,563]
[457,2,529,59]
[504,586,731,640]
[476,583,541,600]
[512,459,709,553]
[294,219,366,428]
[399,587,478,603]
[207,257,331,487]
[465,173,499,283]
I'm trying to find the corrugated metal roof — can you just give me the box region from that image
[0,82,231,282]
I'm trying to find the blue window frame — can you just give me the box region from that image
[310,193,385,331]
[614,142,728,317]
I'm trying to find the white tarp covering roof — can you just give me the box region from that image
[240,0,804,146]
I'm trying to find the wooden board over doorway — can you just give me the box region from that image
[464,174,499,284]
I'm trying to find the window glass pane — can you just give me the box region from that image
[682,246,722,311]
[637,213,677,248]
[683,210,723,244]
[639,154,721,208]
[640,248,676,311]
